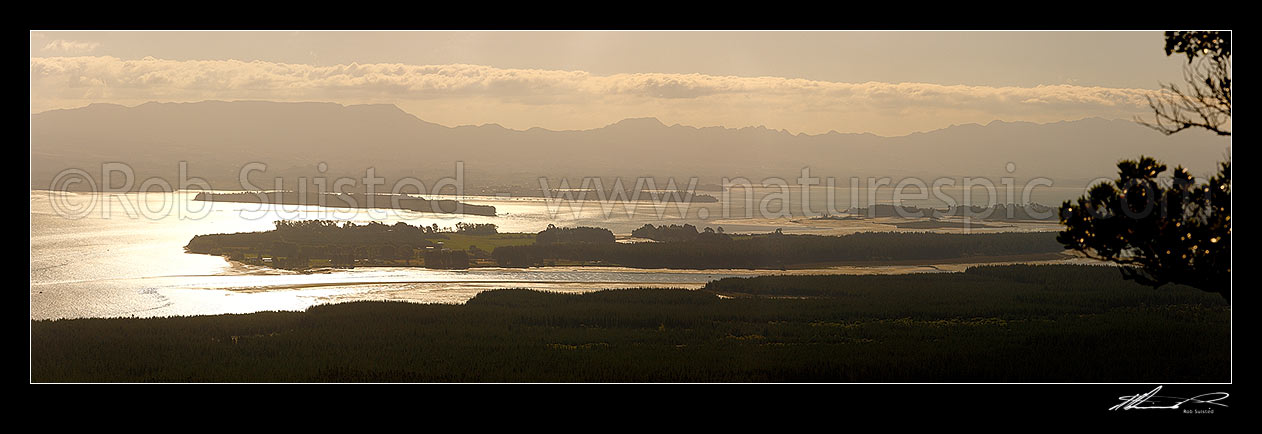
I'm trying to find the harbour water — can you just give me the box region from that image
[30,189,1076,320]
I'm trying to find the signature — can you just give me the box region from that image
[1109,386,1229,411]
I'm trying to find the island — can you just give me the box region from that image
[467,184,719,203]
[885,219,1013,230]
[845,203,1060,222]
[194,191,497,216]
[185,220,1067,271]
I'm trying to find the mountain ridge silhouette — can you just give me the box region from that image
[31,100,1230,188]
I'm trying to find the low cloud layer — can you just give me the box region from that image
[30,56,1161,136]
[40,40,101,54]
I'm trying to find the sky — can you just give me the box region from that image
[29,31,1193,136]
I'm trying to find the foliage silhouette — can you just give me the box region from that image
[534,224,616,245]
[1138,31,1231,136]
[1063,31,1231,301]
[1059,158,1230,300]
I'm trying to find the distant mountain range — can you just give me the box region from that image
[30,100,1231,191]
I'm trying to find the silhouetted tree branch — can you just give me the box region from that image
[1137,31,1231,136]
[1066,31,1232,301]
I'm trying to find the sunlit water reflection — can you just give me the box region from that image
[30,190,1078,320]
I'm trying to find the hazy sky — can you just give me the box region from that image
[29,31,1192,136]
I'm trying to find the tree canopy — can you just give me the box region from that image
[1058,157,1230,300]
[1061,31,1230,301]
